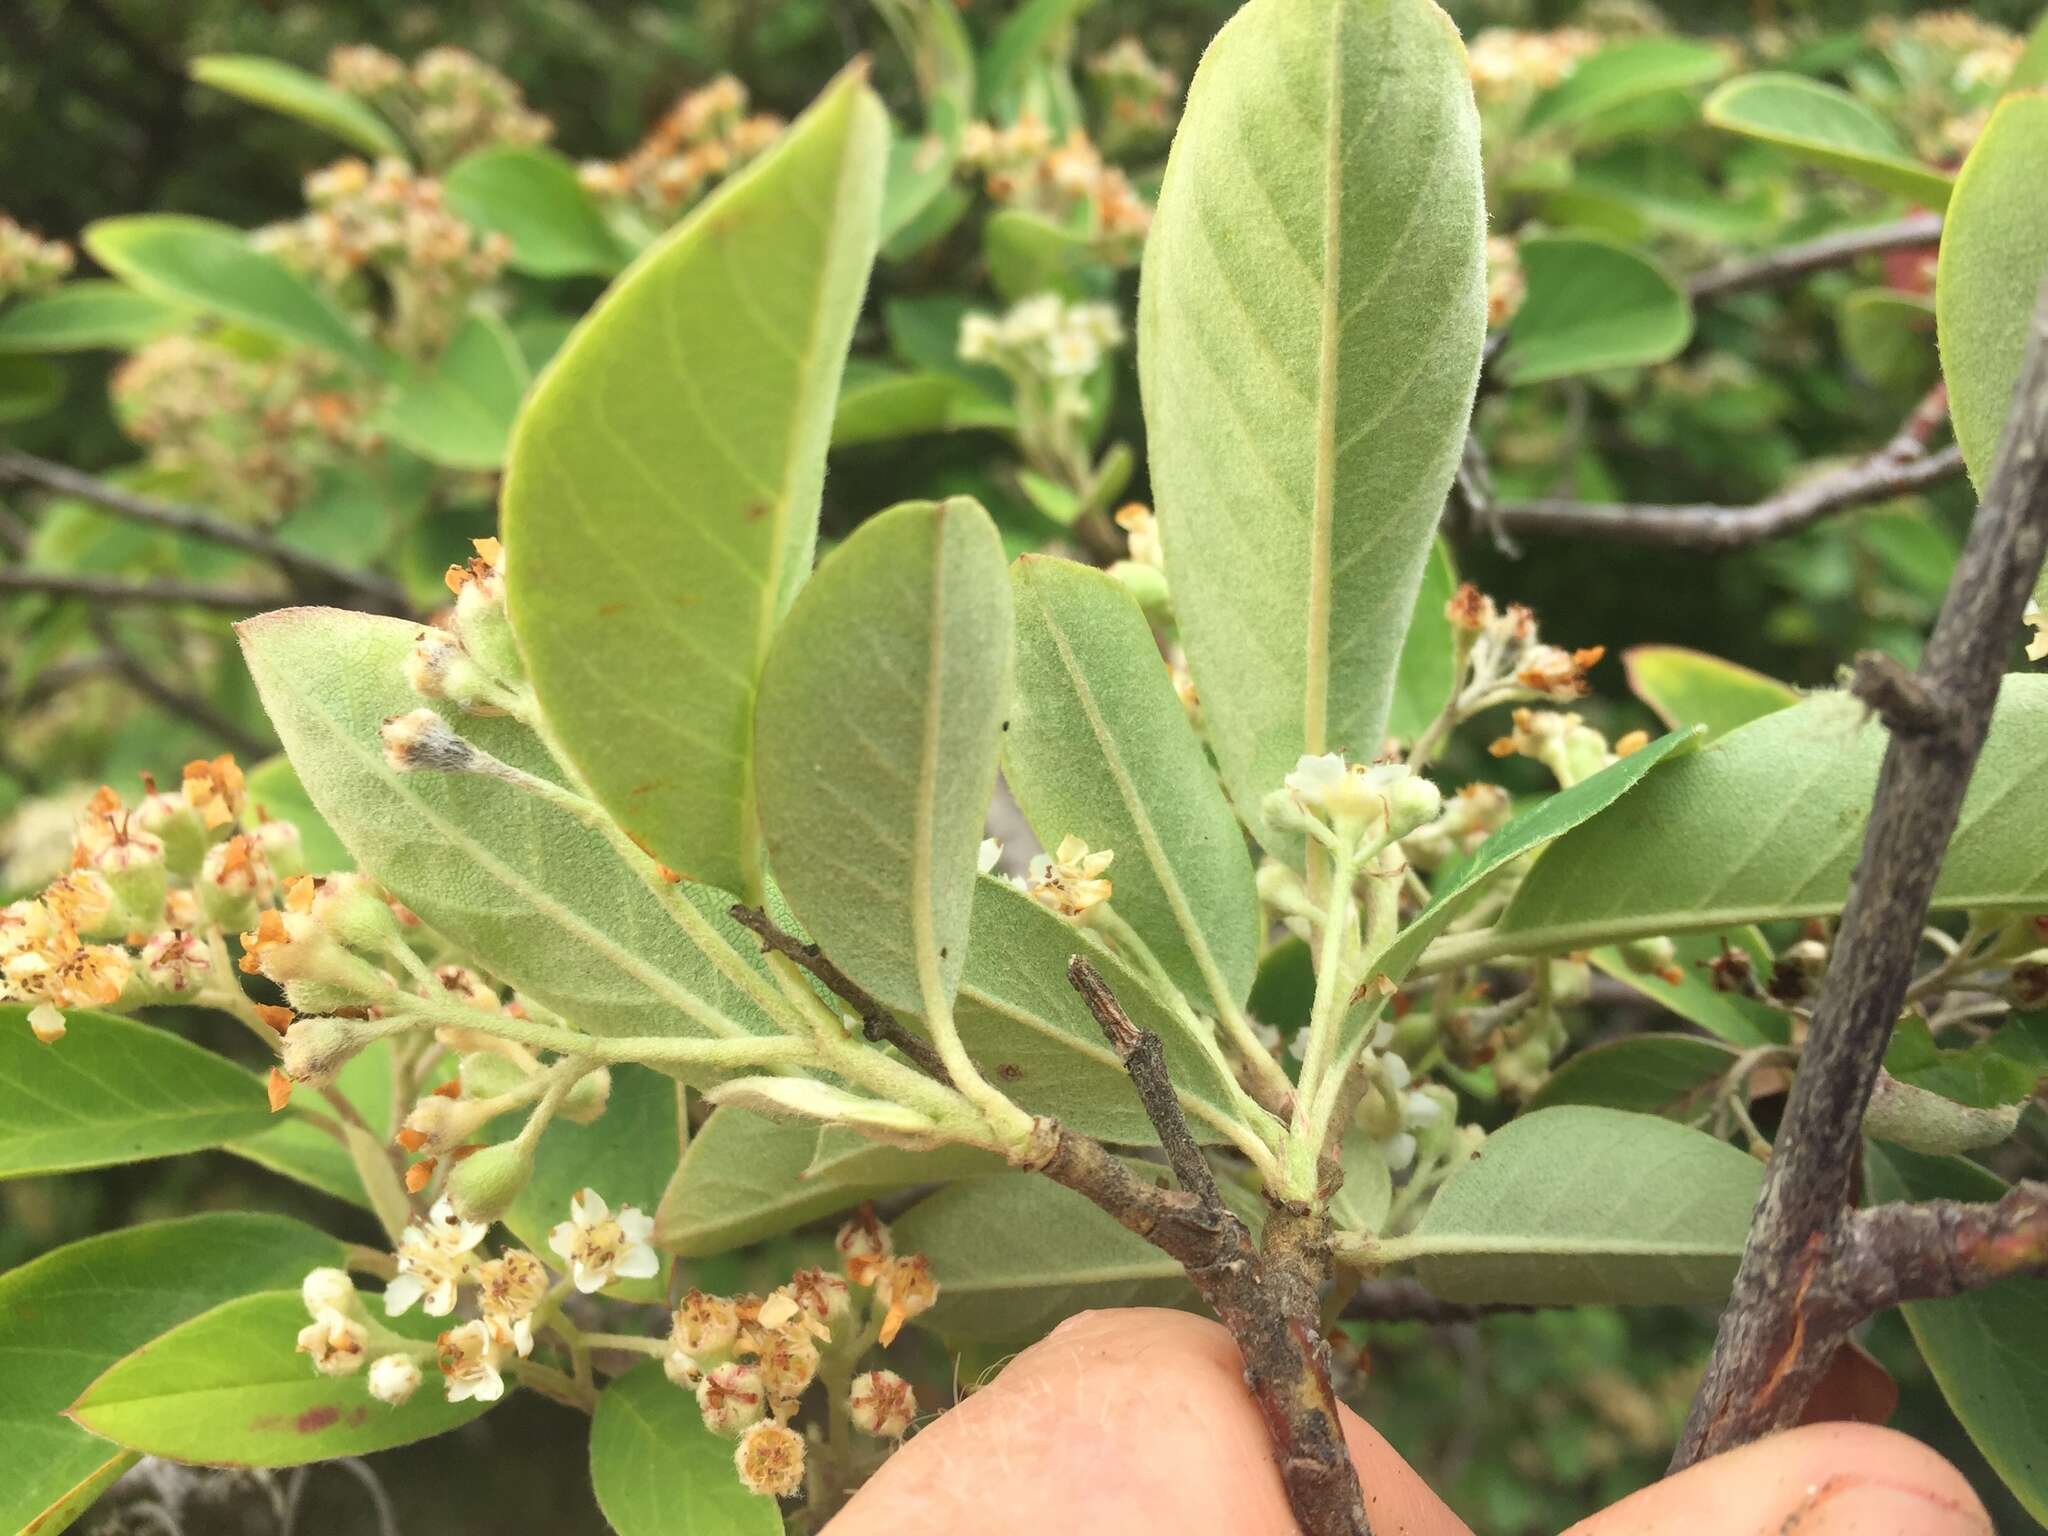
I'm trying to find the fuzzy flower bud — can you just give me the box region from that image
[139,929,211,995]
[696,1361,767,1435]
[134,787,207,876]
[280,1014,377,1090]
[447,1138,534,1225]
[368,1352,423,1406]
[301,1266,359,1317]
[380,709,481,774]
[848,1369,917,1438]
[560,1065,613,1125]
[198,834,272,928]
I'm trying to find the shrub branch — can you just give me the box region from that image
[1674,275,2048,1468]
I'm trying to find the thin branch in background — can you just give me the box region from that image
[727,904,953,1084]
[1338,1276,1549,1326]
[1476,386,1960,551]
[1684,212,1943,304]
[0,451,417,617]
[87,610,272,761]
[0,566,285,611]
[1674,275,2048,1469]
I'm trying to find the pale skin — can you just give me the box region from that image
[827,1308,1992,1536]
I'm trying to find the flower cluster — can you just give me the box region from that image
[1352,1052,1453,1172]
[958,293,1124,382]
[110,335,377,521]
[0,214,74,301]
[1465,27,1602,104]
[579,75,784,232]
[401,537,531,720]
[327,45,552,168]
[1085,37,1181,155]
[258,157,513,359]
[1865,13,2022,159]
[958,116,1151,263]
[1274,754,1442,848]
[1488,707,1648,790]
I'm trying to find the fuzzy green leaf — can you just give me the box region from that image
[378,309,531,470]
[1865,1146,2048,1525]
[1005,555,1260,1017]
[442,145,629,278]
[590,1360,784,1536]
[189,55,405,157]
[0,281,188,353]
[83,215,384,372]
[1138,0,1485,837]
[1521,37,1727,132]
[1937,93,2048,494]
[1386,539,1458,744]
[754,498,1012,1014]
[1491,678,2048,957]
[1400,1106,1763,1305]
[239,607,787,1048]
[502,71,887,898]
[0,1007,275,1177]
[1622,645,1797,743]
[1525,1035,1741,1119]
[70,1291,490,1465]
[1501,235,1692,385]
[1703,74,1953,207]
[228,1039,403,1207]
[0,1214,346,1536]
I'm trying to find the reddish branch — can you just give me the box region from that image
[1684,212,1942,303]
[1674,276,2048,1468]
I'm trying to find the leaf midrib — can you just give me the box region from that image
[1302,0,1349,760]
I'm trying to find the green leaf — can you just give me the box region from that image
[1525,1034,1741,1119]
[1883,1018,2040,1110]
[1397,1106,1763,1305]
[1864,1145,2048,1525]
[1139,0,1486,838]
[1386,539,1457,744]
[876,0,976,241]
[658,1106,999,1257]
[0,281,187,353]
[442,145,629,278]
[1937,93,2048,494]
[239,607,788,1048]
[1500,235,1692,386]
[979,0,1092,116]
[503,1064,677,1300]
[893,1172,1192,1342]
[590,1359,784,1536]
[1491,678,2048,957]
[831,364,1010,446]
[1521,37,1729,133]
[1005,556,1260,1017]
[1589,930,1788,1048]
[1622,644,1797,743]
[985,208,1102,303]
[71,1291,491,1466]
[0,355,62,424]
[378,309,531,470]
[754,498,1012,1014]
[0,1214,346,1536]
[946,875,1246,1144]
[0,1007,275,1177]
[84,216,384,372]
[1839,288,1939,395]
[1329,1125,1392,1235]
[2013,12,2048,93]
[189,55,406,157]
[1702,74,1954,207]
[502,71,887,897]
[244,752,354,874]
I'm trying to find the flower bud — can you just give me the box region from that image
[452,579,526,689]
[134,789,207,876]
[280,1014,376,1090]
[1547,958,1592,1006]
[1619,935,1681,986]
[696,1361,767,1435]
[199,835,272,929]
[733,1421,805,1497]
[139,930,211,995]
[301,1266,359,1317]
[446,1139,533,1224]
[400,1092,504,1156]
[368,1352,422,1406]
[848,1369,917,1438]
[380,709,480,774]
[1107,558,1170,620]
[1378,768,1443,840]
[664,1348,702,1387]
[560,1065,613,1125]
[253,819,307,882]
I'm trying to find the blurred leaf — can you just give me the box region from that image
[502,71,887,897]
[0,1007,274,1177]
[84,216,385,372]
[190,55,405,157]
[0,1214,346,1536]
[1523,37,1728,133]
[985,207,1102,302]
[590,1359,783,1535]
[1496,679,2048,954]
[0,354,62,423]
[1502,235,1692,385]
[1402,1106,1763,1305]
[832,363,1011,446]
[0,281,187,352]
[980,0,1093,116]
[1622,644,1796,742]
[443,145,628,278]
[893,1172,1192,1342]
[1839,288,1938,394]
[1937,93,2048,494]
[1703,74,1953,206]
[379,309,531,470]
[1004,556,1260,1017]
[755,499,1011,1014]
[1525,1034,1740,1119]
[876,0,976,241]
[71,1291,491,1465]
[1884,1018,2040,1110]
[1864,1145,2048,1525]
[1140,0,1485,843]
[239,608,789,1048]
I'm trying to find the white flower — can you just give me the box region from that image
[976,836,1004,876]
[1001,293,1062,347]
[1380,1131,1418,1173]
[474,1248,548,1357]
[1026,835,1114,920]
[436,1318,506,1404]
[384,1195,487,1317]
[957,312,1002,365]
[368,1353,422,1406]
[296,1308,367,1376]
[301,1266,358,1317]
[1284,752,1348,806]
[548,1188,659,1294]
[1044,328,1101,378]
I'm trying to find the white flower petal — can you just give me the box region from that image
[382,1274,425,1317]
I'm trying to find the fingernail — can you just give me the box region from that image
[1787,1479,1991,1536]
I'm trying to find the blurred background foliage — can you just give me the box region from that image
[4,1,2045,1532]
